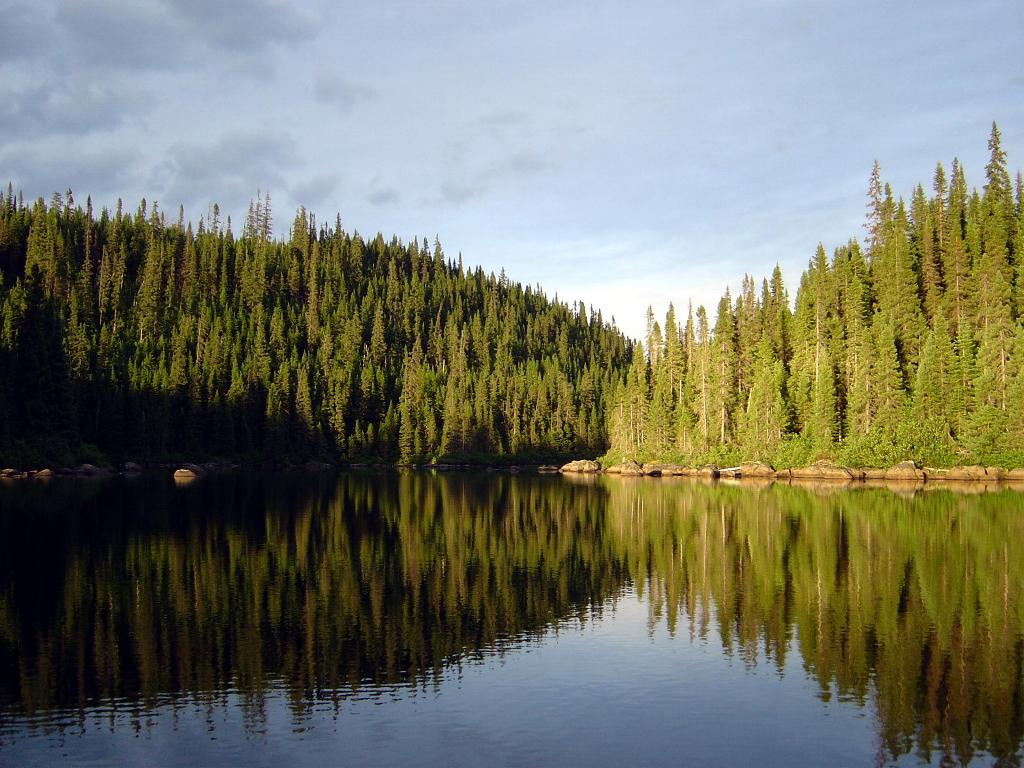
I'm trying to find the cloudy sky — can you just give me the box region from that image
[3,0,1022,338]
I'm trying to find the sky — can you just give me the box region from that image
[2,0,1022,339]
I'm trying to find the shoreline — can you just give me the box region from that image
[559,458,1024,490]
[2,457,1023,494]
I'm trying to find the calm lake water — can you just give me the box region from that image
[0,471,1021,766]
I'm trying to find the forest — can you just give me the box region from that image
[606,123,1024,468]
[0,190,630,465]
[0,124,1021,468]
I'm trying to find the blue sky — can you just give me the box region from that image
[2,0,1022,338]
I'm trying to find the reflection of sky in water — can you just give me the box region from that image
[2,590,890,768]
[1,473,1022,766]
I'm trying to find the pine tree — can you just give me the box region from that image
[911,183,943,322]
[647,342,673,456]
[762,265,791,368]
[804,346,836,455]
[734,275,760,418]
[845,321,874,438]
[1014,173,1024,319]
[872,317,907,427]
[690,306,712,451]
[295,363,316,454]
[739,337,785,458]
[913,316,956,445]
[709,293,736,446]
[983,122,1013,243]
[615,346,649,456]
[999,327,1024,460]
[2,126,1022,469]
[873,193,926,374]
[943,159,974,333]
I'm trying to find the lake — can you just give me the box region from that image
[0,471,1021,766]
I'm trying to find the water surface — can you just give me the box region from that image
[0,472,1021,766]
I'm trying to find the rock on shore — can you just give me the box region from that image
[737,461,776,478]
[926,465,986,481]
[173,463,207,479]
[560,459,601,474]
[790,461,856,480]
[605,460,644,476]
[884,460,926,482]
[642,464,690,476]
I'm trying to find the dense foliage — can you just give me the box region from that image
[607,124,1024,467]
[0,193,630,465]
[2,125,1021,468]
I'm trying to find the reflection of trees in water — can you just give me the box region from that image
[0,473,626,723]
[606,481,1024,765]
[0,475,1022,762]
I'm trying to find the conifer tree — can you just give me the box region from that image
[710,293,736,446]
[871,317,906,428]
[0,192,631,464]
[689,306,712,451]
[603,126,1023,467]
[911,183,943,322]
[943,159,974,332]
[4,125,1024,469]
[1000,327,1024,458]
[805,347,836,455]
[913,316,956,446]
[874,194,926,373]
[738,337,785,458]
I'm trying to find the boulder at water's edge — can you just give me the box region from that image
[559,460,601,474]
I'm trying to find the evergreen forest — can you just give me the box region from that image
[1,124,1022,468]
[0,192,630,465]
[606,123,1024,468]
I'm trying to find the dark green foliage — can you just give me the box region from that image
[3,126,1021,469]
[0,193,630,464]
[606,126,1024,467]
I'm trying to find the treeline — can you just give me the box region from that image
[0,191,630,465]
[607,123,1024,468]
